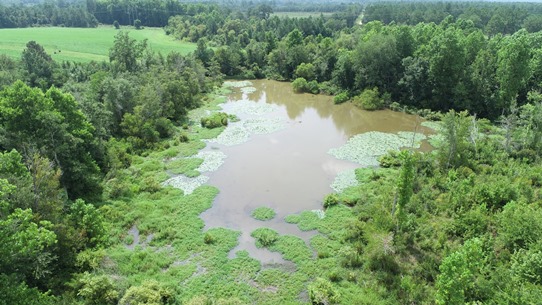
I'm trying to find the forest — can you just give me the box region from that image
[1,0,542,304]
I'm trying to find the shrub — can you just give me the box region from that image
[178,133,189,143]
[323,194,339,209]
[308,278,340,305]
[353,87,384,110]
[204,232,215,244]
[76,273,119,305]
[201,112,228,128]
[333,92,349,104]
[119,281,173,305]
[154,117,174,138]
[292,77,308,93]
[307,80,320,94]
[251,228,279,248]
[295,62,316,81]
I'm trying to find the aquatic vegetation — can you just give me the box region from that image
[201,112,229,128]
[162,175,209,195]
[421,121,442,131]
[207,125,250,146]
[223,100,280,117]
[194,151,227,173]
[223,80,253,88]
[251,207,277,221]
[328,131,427,167]
[251,228,280,248]
[207,118,286,146]
[330,169,358,193]
[240,86,257,94]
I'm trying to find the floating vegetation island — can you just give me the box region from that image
[329,131,427,167]
[330,169,358,193]
[251,207,277,221]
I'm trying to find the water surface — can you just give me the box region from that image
[200,80,431,263]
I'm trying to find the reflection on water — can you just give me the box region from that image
[200,80,432,263]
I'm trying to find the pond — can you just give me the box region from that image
[198,80,433,264]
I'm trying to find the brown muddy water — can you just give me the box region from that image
[200,80,432,264]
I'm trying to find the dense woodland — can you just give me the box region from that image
[1,0,542,304]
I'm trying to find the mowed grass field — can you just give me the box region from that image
[0,26,196,63]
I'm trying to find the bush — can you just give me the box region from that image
[154,118,174,138]
[251,228,279,248]
[201,112,228,128]
[308,278,340,304]
[292,77,308,93]
[76,273,119,305]
[307,80,320,94]
[333,92,349,104]
[323,194,339,209]
[204,232,215,244]
[295,62,316,81]
[119,281,173,305]
[178,133,189,143]
[353,87,384,110]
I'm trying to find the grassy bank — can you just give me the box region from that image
[0,26,196,62]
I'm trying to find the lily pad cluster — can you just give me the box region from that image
[330,169,358,193]
[162,175,209,195]
[329,131,427,167]
[207,118,286,146]
[223,99,280,117]
[194,151,227,173]
[223,80,253,88]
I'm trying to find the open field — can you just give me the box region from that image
[272,11,334,18]
[0,26,196,62]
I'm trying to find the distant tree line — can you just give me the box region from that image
[0,1,97,28]
[364,1,542,34]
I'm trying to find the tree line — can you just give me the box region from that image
[364,1,542,34]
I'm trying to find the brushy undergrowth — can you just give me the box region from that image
[251,207,276,221]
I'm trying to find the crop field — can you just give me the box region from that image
[0,26,196,62]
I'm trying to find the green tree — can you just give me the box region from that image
[134,19,142,30]
[109,31,148,73]
[496,31,530,111]
[353,87,385,110]
[0,81,102,200]
[295,63,316,81]
[395,151,414,228]
[0,206,57,283]
[21,41,55,90]
[438,110,474,169]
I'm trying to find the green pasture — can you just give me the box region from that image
[0,26,196,63]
